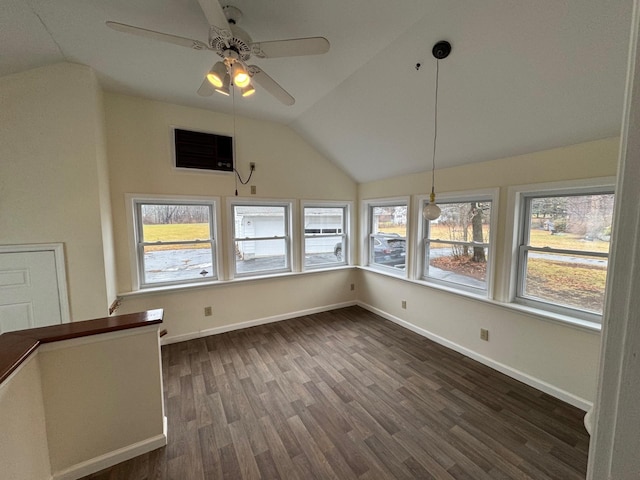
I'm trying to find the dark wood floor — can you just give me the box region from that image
[84,306,590,479]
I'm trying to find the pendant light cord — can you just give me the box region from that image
[232,84,254,195]
[431,58,439,196]
[233,85,238,195]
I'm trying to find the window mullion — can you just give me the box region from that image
[525,245,608,258]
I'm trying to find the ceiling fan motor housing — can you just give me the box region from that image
[210,25,253,61]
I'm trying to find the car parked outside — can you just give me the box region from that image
[334,234,406,267]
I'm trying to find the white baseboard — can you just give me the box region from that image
[52,416,168,480]
[161,301,357,345]
[358,302,593,412]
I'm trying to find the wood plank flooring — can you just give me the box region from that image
[84,306,590,479]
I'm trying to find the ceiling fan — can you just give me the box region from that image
[106,0,330,105]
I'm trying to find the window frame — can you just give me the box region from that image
[416,188,498,296]
[361,197,410,276]
[301,201,352,270]
[504,178,616,323]
[229,198,294,279]
[126,194,221,290]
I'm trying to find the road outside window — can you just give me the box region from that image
[369,204,407,271]
[517,192,614,318]
[135,202,216,287]
[423,200,492,292]
[303,206,347,268]
[233,204,291,276]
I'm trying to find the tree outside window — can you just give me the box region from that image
[423,200,492,291]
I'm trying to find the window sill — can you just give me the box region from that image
[360,264,408,279]
[496,302,602,332]
[357,266,602,334]
[118,265,357,298]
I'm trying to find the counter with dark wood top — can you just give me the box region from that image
[0,309,163,385]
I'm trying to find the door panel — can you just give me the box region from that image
[0,251,62,333]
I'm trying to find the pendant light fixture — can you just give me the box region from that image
[206,53,255,97]
[423,40,452,222]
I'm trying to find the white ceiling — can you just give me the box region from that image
[1,0,633,182]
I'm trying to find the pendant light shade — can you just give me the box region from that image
[206,62,227,88]
[231,62,251,88]
[423,40,451,222]
[423,190,442,221]
[241,83,256,97]
[215,74,231,96]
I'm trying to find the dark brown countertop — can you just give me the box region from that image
[0,309,163,385]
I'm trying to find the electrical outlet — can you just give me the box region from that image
[204,306,212,317]
[251,185,256,195]
[401,300,407,309]
[350,283,355,291]
[480,328,489,341]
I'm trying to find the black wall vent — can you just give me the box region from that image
[174,128,233,172]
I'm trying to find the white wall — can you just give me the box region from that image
[589,4,640,476]
[104,93,358,339]
[0,63,116,320]
[0,356,51,480]
[357,137,619,407]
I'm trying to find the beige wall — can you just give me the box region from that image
[0,63,116,320]
[357,137,619,406]
[119,269,358,341]
[104,93,358,338]
[39,327,164,474]
[0,357,51,480]
[0,325,165,479]
[1,62,616,414]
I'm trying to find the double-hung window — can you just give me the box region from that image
[365,199,408,272]
[232,201,292,277]
[420,190,496,294]
[516,185,614,320]
[303,203,349,269]
[131,197,219,288]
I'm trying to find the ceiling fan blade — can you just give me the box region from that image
[197,0,230,30]
[106,21,210,50]
[250,37,330,58]
[248,66,295,105]
[197,78,215,97]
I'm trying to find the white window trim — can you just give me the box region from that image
[502,177,616,321]
[301,200,353,271]
[361,196,410,277]
[125,193,222,291]
[227,198,296,279]
[415,188,499,298]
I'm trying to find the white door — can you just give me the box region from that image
[0,249,66,333]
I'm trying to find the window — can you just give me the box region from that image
[232,202,292,277]
[366,200,408,272]
[421,191,496,294]
[303,203,349,269]
[516,188,614,319]
[131,197,218,288]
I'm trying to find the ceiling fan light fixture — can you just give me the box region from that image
[231,62,251,88]
[215,74,231,96]
[241,83,255,97]
[206,61,227,88]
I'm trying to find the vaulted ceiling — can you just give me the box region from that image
[1,0,633,182]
